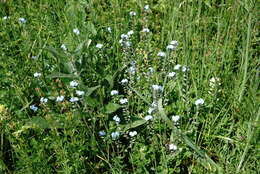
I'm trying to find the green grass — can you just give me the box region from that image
[0,0,259,173]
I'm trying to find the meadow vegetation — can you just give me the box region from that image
[0,0,259,173]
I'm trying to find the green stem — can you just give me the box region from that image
[238,14,251,102]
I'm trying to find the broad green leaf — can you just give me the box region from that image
[105,75,113,89]
[85,85,100,97]
[104,103,121,114]
[121,118,146,132]
[84,96,99,107]
[26,117,50,129]
[45,47,68,59]
[62,62,76,74]
[74,39,92,55]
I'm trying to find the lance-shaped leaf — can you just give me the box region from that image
[45,46,68,59]
[104,103,121,114]
[46,72,78,79]
[120,118,147,132]
[84,85,100,97]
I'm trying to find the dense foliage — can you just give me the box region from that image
[0,0,259,173]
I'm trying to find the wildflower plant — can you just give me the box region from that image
[0,1,258,174]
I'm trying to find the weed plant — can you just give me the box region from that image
[0,0,259,173]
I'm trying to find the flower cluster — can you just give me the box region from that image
[119,30,134,48]
[166,40,178,51]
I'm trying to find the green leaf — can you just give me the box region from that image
[85,85,100,97]
[104,103,121,114]
[84,96,99,107]
[87,22,97,36]
[121,118,146,131]
[105,75,113,89]
[65,1,86,25]
[105,65,127,89]
[0,159,7,171]
[45,47,68,59]
[46,72,78,79]
[74,39,92,55]
[26,117,50,129]
[62,62,76,74]
[129,86,150,105]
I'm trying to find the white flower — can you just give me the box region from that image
[128,66,136,74]
[166,44,177,51]
[195,98,204,105]
[73,28,80,35]
[182,66,187,72]
[96,43,103,49]
[120,40,131,47]
[168,72,176,77]
[61,44,67,51]
[171,115,180,122]
[121,34,129,39]
[33,72,41,78]
[119,98,128,104]
[19,18,26,24]
[209,77,220,88]
[151,101,157,108]
[56,96,64,102]
[120,32,133,47]
[144,115,153,121]
[174,64,181,70]
[129,11,136,16]
[99,131,106,136]
[148,107,154,114]
[111,131,120,139]
[76,90,85,96]
[169,144,177,151]
[40,97,48,103]
[3,16,9,20]
[121,79,128,84]
[69,97,79,102]
[111,90,119,96]
[113,115,120,123]
[170,40,178,46]
[31,56,37,60]
[129,131,137,137]
[209,77,218,84]
[144,5,149,10]
[125,41,132,47]
[148,67,154,73]
[127,30,134,36]
[142,28,150,33]
[70,80,78,88]
[157,51,166,57]
[107,27,112,33]
[152,85,163,92]
[30,105,38,112]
